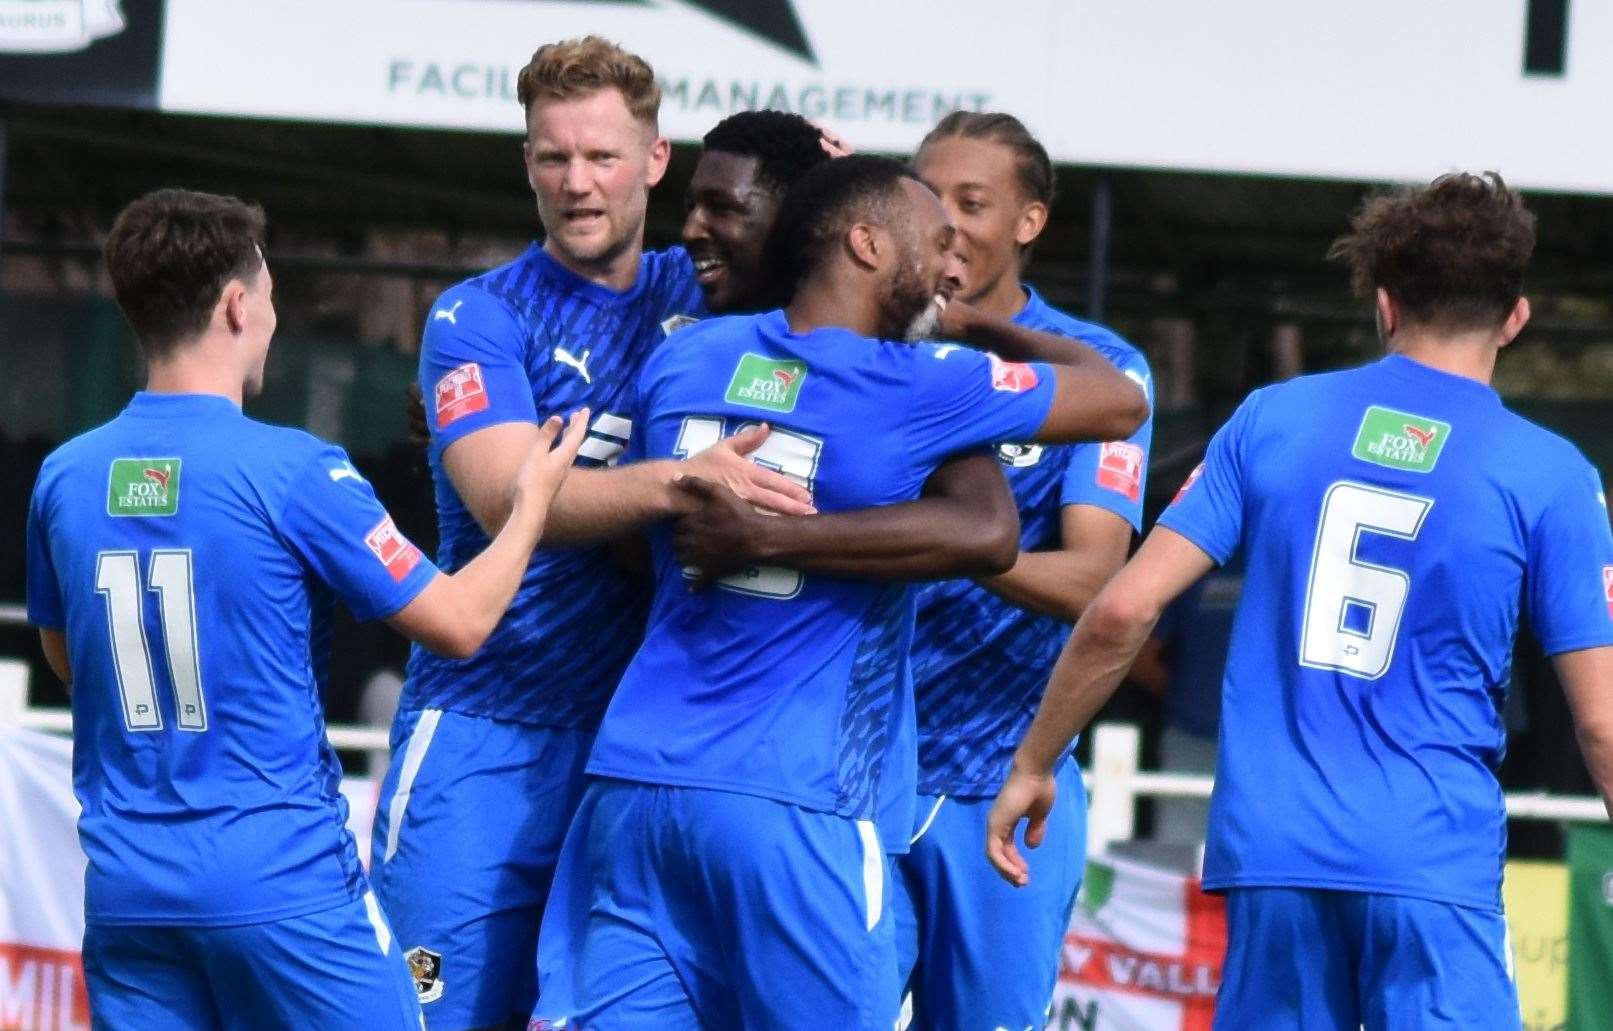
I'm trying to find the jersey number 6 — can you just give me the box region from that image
[1299,481,1433,680]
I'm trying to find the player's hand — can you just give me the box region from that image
[811,121,853,158]
[511,408,590,519]
[671,476,771,586]
[405,381,431,450]
[935,295,982,343]
[985,762,1058,887]
[678,424,815,517]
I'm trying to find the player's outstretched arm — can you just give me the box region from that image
[987,526,1212,886]
[388,411,588,658]
[536,424,816,547]
[443,421,814,548]
[977,504,1133,623]
[940,300,1147,443]
[672,452,1018,584]
[1556,646,1613,819]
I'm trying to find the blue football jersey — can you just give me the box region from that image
[404,243,702,728]
[25,392,438,925]
[1159,354,1613,911]
[585,310,1059,820]
[910,289,1154,797]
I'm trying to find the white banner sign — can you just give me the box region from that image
[0,726,379,1031]
[1049,855,1226,1031]
[154,0,1613,194]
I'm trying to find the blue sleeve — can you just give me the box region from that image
[25,478,65,629]
[276,447,439,622]
[903,345,1057,467]
[1060,350,1154,531]
[420,284,539,450]
[1526,464,1613,656]
[1156,392,1259,565]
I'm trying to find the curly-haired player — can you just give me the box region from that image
[990,172,1613,1030]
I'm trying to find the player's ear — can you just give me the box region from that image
[1374,288,1398,342]
[1499,296,1530,348]
[521,140,539,194]
[846,223,882,270]
[644,134,672,188]
[221,280,249,335]
[1015,200,1048,248]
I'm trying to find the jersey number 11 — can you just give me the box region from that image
[95,549,208,733]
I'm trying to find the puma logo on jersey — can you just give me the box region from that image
[554,346,592,384]
[433,300,464,325]
[328,463,364,484]
[1403,424,1435,448]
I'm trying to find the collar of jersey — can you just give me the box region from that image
[528,242,654,308]
[1378,353,1500,402]
[757,307,874,348]
[124,391,242,417]
[1011,285,1046,328]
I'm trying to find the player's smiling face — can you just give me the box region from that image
[880,177,961,341]
[915,135,1045,306]
[524,87,670,276]
[682,151,783,314]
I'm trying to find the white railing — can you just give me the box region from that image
[2,647,1606,844]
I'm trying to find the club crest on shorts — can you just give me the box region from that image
[996,443,1044,468]
[404,946,444,1004]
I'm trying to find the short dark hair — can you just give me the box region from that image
[701,110,829,195]
[918,110,1056,208]
[1327,172,1536,332]
[104,189,266,356]
[766,155,919,295]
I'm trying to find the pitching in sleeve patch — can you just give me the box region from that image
[1171,463,1205,505]
[988,353,1038,393]
[434,362,490,429]
[1096,441,1145,502]
[366,515,423,582]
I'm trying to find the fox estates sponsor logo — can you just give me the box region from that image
[1351,405,1451,473]
[107,458,180,517]
[366,515,422,582]
[724,353,807,414]
[0,0,124,54]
